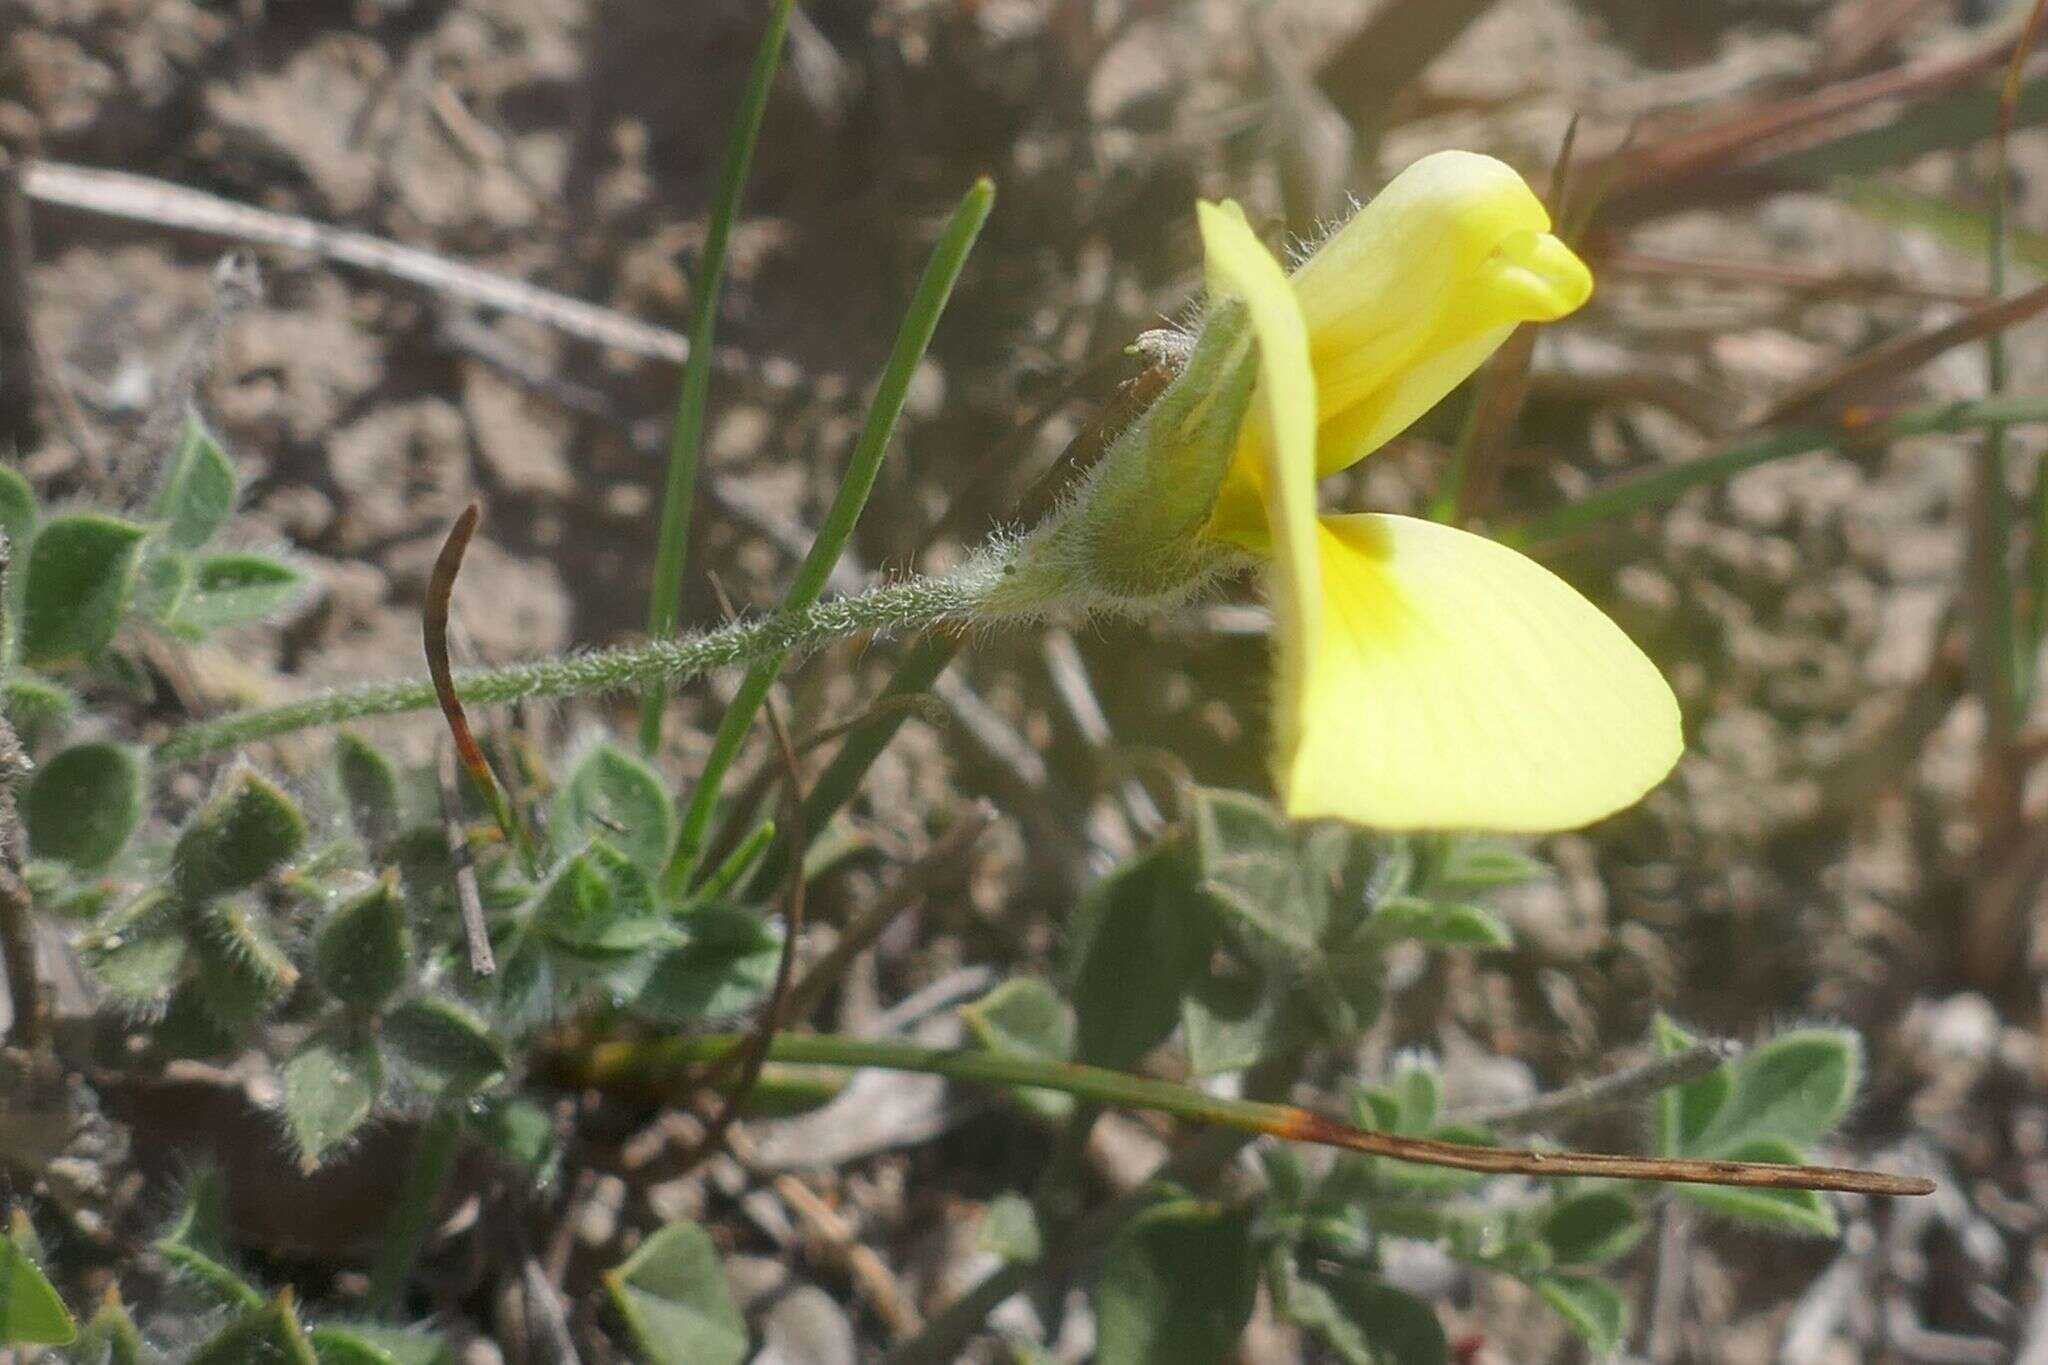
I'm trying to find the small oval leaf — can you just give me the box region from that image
[20,514,148,665]
[23,742,144,869]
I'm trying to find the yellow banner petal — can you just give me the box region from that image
[1281,513,1681,831]
[1196,200,1323,741]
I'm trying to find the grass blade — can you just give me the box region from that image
[639,0,796,755]
[1512,396,2048,545]
[664,177,996,895]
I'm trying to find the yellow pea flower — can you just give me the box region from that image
[1196,151,1682,832]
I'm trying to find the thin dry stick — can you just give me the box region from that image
[20,160,692,364]
[769,1171,924,1342]
[1450,1041,1737,1129]
[1271,1110,1928,1195]
[436,746,495,979]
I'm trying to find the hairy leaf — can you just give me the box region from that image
[23,742,144,869]
[1096,1201,1257,1365]
[20,514,148,665]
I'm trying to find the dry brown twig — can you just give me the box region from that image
[21,159,692,364]
[425,504,500,978]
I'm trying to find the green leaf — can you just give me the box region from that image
[153,981,241,1060]
[1541,1190,1647,1266]
[1307,1272,1447,1365]
[313,882,408,1008]
[1275,1271,1372,1365]
[1534,1274,1626,1354]
[553,743,674,878]
[135,549,197,628]
[963,978,1075,1121]
[1364,1122,1497,1196]
[192,901,300,1027]
[473,1097,560,1188]
[978,1192,1043,1264]
[1069,836,1211,1070]
[604,1222,747,1365]
[1428,840,1547,894]
[156,1169,261,1311]
[532,843,678,964]
[1676,1137,1838,1236]
[632,905,781,1024]
[188,1294,319,1365]
[3,673,74,746]
[174,766,308,901]
[78,896,187,1009]
[70,1286,142,1365]
[1095,1201,1257,1365]
[20,514,148,665]
[178,553,306,630]
[281,1031,381,1170]
[157,415,238,551]
[0,1229,75,1345]
[1694,1029,1861,1156]
[23,742,144,870]
[1653,1014,1730,1157]
[383,996,505,1095]
[1396,1063,1440,1132]
[1181,956,1310,1077]
[1189,787,1329,953]
[335,733,405,853]
[308,1323,452,1365]
[0,465,37,571]
[1365,896,1511,949]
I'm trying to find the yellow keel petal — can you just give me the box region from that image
[1281,514,1681,831]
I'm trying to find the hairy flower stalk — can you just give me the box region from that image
[155,563,1026,762]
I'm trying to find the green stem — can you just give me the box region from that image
[574,1032,1329,1143]
[155,567,1012,763]
[367,1107,463,1318]
[665,177,995,894]
[1512,395,2048,544]
[639,0,795,755]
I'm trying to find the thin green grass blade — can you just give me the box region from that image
[1512,396,2048,545]
[664,177,996,896]
[1837,180,2048,275]
[639,0,797,755]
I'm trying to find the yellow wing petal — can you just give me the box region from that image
[1282,513,1681,831]
[1195,200,1323,744]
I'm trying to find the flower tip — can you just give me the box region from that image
[1486,228,1593,322]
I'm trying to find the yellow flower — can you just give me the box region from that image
[1196,151,1681,832]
